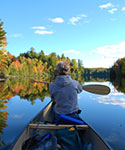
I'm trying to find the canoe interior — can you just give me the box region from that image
[12,101,111,150]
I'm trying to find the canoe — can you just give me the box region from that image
[10,101,112,150]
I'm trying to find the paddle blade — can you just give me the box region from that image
[82,84,110,95]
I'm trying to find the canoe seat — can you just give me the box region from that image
[28,123,89,130]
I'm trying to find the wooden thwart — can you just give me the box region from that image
[29,123,89,130]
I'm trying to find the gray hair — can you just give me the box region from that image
[56,61,69,75]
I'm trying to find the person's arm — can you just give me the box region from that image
[77,81,83,93]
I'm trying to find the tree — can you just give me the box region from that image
[0,19,7,47]
[71,59,78,72]
[110,57,125,79]
[61,53,65,60]
[39,50,45,61]
[78,59,83,69]
[0,19,7,77]
[48,52,57,69]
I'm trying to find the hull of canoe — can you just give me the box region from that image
[12,101,111,150]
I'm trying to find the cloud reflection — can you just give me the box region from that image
[10,114,24,119]
[91,92,125,108]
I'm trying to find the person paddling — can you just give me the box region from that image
[31,61,110,120]
[49,61,83,120]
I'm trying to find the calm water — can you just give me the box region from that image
[0,79,125,150]
[79,82,125,150]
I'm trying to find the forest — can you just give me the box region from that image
[0,48,85,83]
[110,57,125,79]
[0,19,125,93]
[84,68,110,81]
[0,19,109,83]
[0,20,85,82]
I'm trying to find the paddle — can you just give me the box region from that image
[31,79,110,95]
[82,84,110,95]
[31,79,50,84]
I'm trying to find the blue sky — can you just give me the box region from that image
[0,0,125,68]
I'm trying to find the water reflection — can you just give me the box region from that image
[110,77,125,94]
[0,77,125,149]
[0,100,8,146]
[91,93,125,108]
[0,110,8,146]
[80,82,125,150]
[0,96,50,148]
[0,77,50,102]
[0,77,50,147]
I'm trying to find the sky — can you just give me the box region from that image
[0,0,125,68]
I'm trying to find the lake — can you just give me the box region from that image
[0,78,125,150]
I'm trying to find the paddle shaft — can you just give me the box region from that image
[32,80,50,84]
[31,79,110,95]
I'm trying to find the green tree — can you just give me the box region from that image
[110,57,125,79]
[0,19,7,47]
[70,59,78,72]
[61,53,65,60]
[48,52,57,69]
[39,50,46,62]
[0,19,7,77]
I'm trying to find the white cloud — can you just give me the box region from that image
[122,7,125,11]
[49,17,64,23]
[90,41,125,67]
[69,14,88,25]
[62,50,80,54]
[92,41,125,58]
[32,26,46,30]
[99,3,118,14]
[32,25,54,35]
[69,17,81,25]
[99,3,113,9]
[9,33,22,38]
[108,8,118,14]
[85,56,114,68]
[34,30,54,35]
[81,14,88,18]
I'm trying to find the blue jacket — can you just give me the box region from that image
[49,75,82,114]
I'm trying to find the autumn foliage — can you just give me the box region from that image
[0,78,50,103]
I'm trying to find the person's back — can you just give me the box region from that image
[49,61,82,119]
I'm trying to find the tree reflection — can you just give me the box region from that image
[110,77,125,94]
[0,78,50,102]
[0,100,8,146]
[0,77,50,144]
